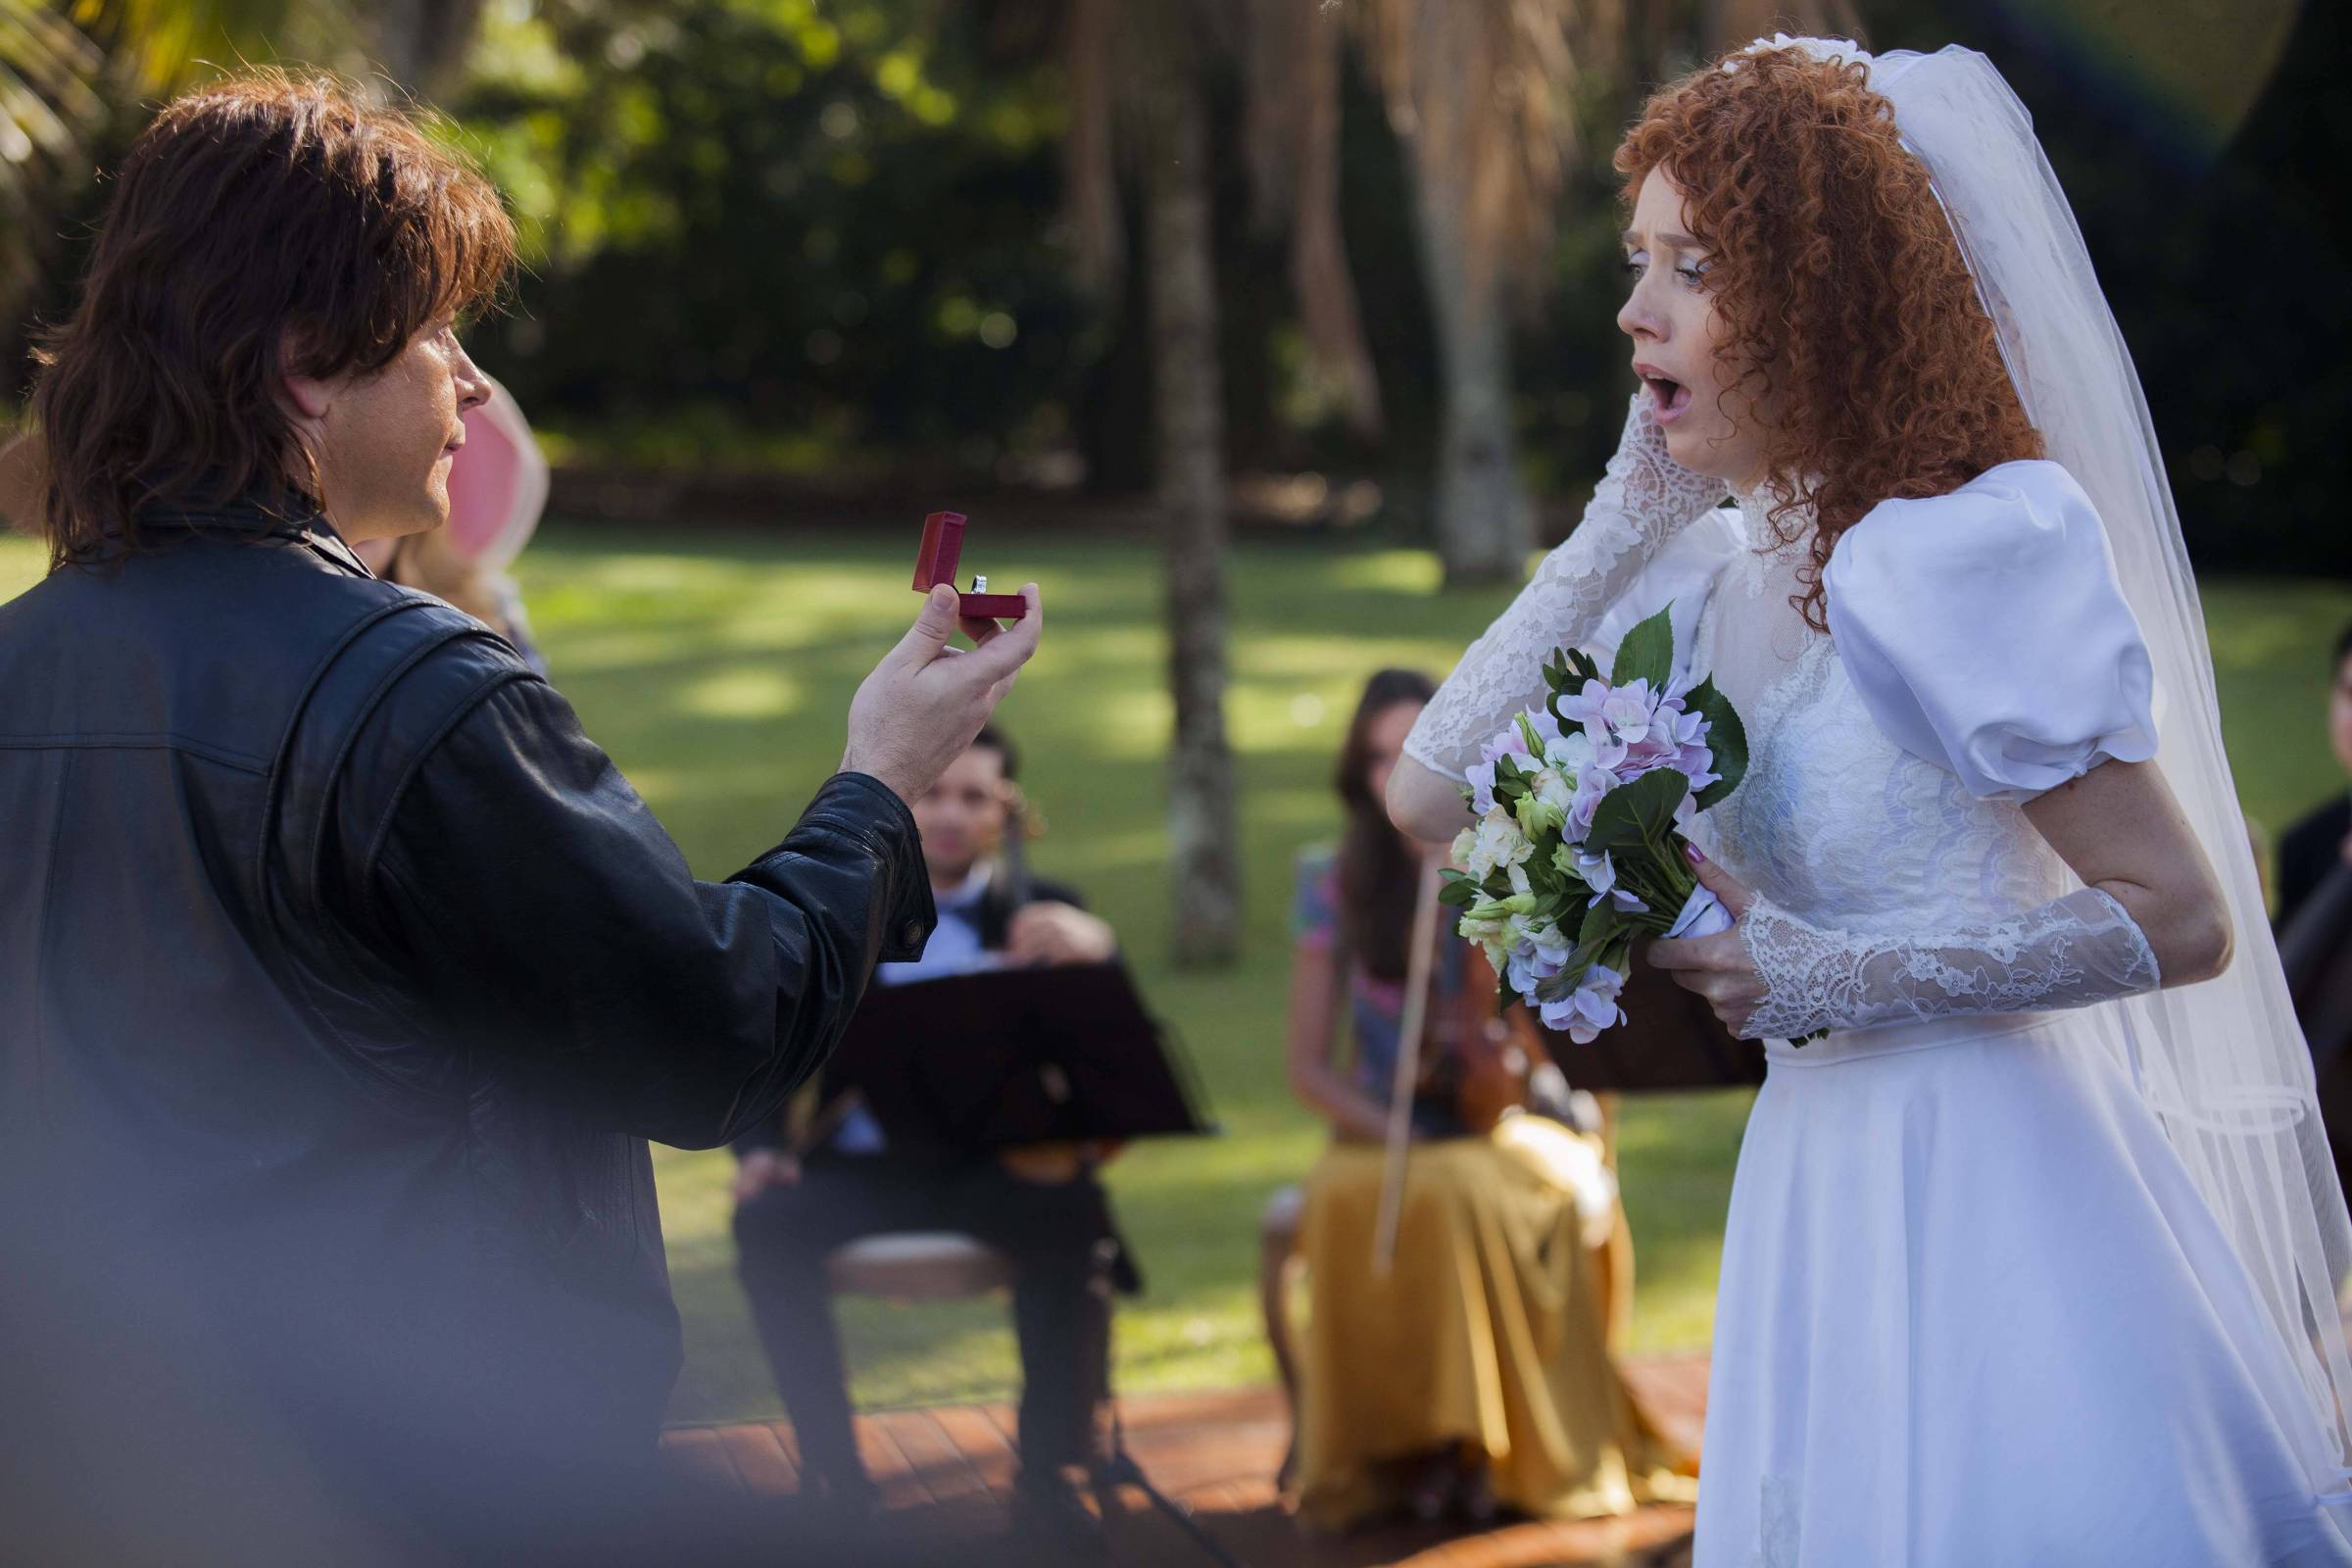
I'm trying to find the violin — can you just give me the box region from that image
[1373,856,1544,1271]
[1402,919,1535,1137]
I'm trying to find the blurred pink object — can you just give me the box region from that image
[442,376,548,572]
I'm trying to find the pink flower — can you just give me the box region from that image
[1599,679,1662,746]
[1565,762,1619,843]
[1467,720,1540,815]
[1466,758,1500,815]
[1505,933,1572,998]
[1539,963,1628,1044]
[1665,884,1734,939]
[1576,850,1647,913]
[1555,677,1611,730]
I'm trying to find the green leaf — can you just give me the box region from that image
[1582,767,1690,858]
[1683,675,1749,810]
[1577,896,1622,950]
[1546,646,1605,726]
[1542,648,1575,697]
[1437,871,1479,907]
[1533,966,1580,1004]
[1520,853,1560,899]
[1609,602,1677,692]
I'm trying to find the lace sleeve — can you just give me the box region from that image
[1738,887,2163,1042]
[1403,393,1727,779]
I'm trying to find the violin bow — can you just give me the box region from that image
[1373,851,1446,1277]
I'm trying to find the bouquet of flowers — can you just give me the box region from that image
[1439,604,1748,1043]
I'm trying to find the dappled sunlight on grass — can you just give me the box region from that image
[676,664,805,721]
[1324,547,1446,596]
[0,540,40,601]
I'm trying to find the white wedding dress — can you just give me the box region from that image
[1405,400,2352,1566]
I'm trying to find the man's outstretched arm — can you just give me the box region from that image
[361,661,936,1150]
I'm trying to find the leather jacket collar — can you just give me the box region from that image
[135,491,376,579]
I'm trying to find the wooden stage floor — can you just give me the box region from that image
[659,1353,1707,1567]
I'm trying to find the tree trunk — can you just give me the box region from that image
[1143,40,1242,969]
[368,0,487,101]
[1414,178,1532,586]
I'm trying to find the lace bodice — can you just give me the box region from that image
[1694,490,2069,935]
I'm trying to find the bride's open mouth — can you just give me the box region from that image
[1642,371,1693,424]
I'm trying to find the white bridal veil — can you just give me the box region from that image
[1760,35,2352,1495]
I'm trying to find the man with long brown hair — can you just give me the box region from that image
[0,73,1039,1560]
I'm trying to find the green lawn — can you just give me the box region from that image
[4,526,2346,1425]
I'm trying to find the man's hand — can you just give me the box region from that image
[842,582,1043,807]
[731,1149,802,1201]
[1005,901,1116,966]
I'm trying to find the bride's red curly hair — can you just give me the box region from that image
[1614,44,2042,630]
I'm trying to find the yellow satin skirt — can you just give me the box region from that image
[1293,1114,1696,1531]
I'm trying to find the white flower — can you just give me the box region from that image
[1544,727,1596,775]
[1728,33,1869,70]
[1464,809,1535,881]
[1514,766,1575,839]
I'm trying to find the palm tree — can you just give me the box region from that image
[1248,0,1859,587]
[0,1,116,323]
[1250,0,1592,586]
[0,0,488,365]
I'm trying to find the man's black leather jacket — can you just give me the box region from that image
[0,512,935,1556]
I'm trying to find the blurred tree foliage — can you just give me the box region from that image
[7,0,2346,573]
[451,0,1097,479]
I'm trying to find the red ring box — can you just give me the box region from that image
[913,511,1028,619]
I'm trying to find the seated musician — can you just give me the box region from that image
[730,724,1129,1542]
[1284,670,1696,1529]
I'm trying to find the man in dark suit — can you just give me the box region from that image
[2277,619,2352,931]
[731,725,1130,1545]
[0,74,1037,1561]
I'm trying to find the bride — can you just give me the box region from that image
[1389,37,2352,1566]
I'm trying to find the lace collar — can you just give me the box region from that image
[1732,481,1815,564]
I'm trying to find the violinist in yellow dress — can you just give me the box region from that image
[1284,669,1696,1528]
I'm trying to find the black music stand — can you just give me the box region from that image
[823,959,1217,1151]
[824,960,1243,1566]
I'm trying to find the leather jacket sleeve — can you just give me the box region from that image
[359,669,936,1150]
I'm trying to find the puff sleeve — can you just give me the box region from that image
[1823,460,2158,802]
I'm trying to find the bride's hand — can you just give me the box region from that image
[1647,854,1766,1037]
